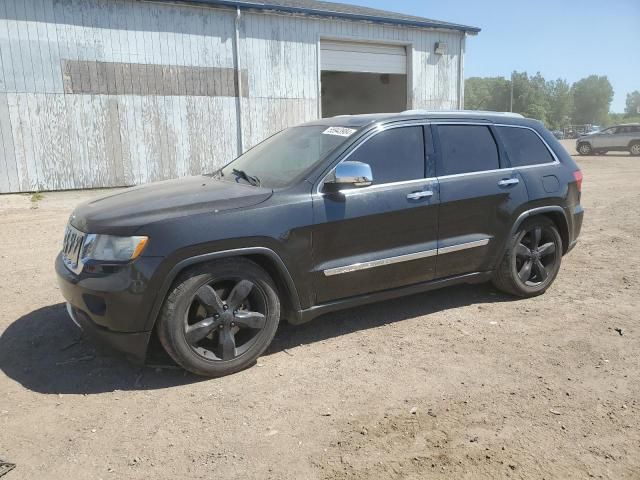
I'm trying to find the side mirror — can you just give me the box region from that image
[323,161,373,193]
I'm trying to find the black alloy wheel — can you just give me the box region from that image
[185,278,267,361]
[492,217,563,297]
[513,225,558,288]
[157,258,280,377]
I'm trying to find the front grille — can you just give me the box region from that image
[62,224,86,274]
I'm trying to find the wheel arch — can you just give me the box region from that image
[145,247,302,331]
[510,206,570,255]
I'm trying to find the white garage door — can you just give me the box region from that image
[320,41,407,75]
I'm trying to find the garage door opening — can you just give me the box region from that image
[321,71,407,117]
[320,41,408,118]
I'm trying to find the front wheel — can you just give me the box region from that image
[492,217,563,297]
[577,143,592,155]
[157,258,281,377]
[630,142,640,156]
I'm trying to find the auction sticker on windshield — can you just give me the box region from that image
[322,127,357,137]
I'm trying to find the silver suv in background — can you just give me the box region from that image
[576,124,640,156]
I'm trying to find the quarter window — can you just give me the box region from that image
[347,127,425,185]
[497,126,555,167]
[436,125,499,176]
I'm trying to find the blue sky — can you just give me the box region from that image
[345,0,640,112]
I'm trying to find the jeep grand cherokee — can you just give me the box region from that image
[56,111,584,377]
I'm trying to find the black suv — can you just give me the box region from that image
[56,111,584,376]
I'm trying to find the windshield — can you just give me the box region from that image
[219,125,357,188]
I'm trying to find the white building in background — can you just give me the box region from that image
[0,0,479,193]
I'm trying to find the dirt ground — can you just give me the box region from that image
[0,139,638,479]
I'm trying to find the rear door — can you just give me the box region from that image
[312,124,439,303]
[595,127,619,149]
[433,123,528,278]
[495,124,562,201]
[617,126,636,149]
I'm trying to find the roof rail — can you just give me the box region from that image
[400,109,525,118]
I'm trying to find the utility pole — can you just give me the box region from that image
[510,71,514,112]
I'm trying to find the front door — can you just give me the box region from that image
[433,123,529,278]
[312,125,439,303]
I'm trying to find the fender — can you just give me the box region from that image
[145,247,302,330]
[509,205,569,246]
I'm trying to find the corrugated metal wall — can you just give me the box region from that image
[0,0,464,193]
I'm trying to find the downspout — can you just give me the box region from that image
[458,33,466,109]
[233,6,244,155]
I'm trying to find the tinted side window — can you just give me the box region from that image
[497,126,555,167]
[436,125,499,176]
[348,127,425,185]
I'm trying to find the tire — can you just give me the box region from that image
[577,143,592,155]
[630,142,640,156]
[157,258,281,377]
[492,217,563,298]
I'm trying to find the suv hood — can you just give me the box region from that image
[70,176,273,235]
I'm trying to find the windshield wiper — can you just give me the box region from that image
[232,168,261,187]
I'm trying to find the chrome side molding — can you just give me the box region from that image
[323,248,437,277]
[323,238,490,276]
[437,238,490,255]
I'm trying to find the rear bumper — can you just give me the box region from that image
[567,204,584,252]
[55,253,162,363]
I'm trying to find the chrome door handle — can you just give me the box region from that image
[407,190,434,200]
[498,178,519,187]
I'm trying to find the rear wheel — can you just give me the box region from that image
[630,142,640,156]
[157,258,280,377]
[577,143,592,155]
[492,217,563,297]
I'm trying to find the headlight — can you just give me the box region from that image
[81,234,148,262]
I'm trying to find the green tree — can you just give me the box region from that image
[608,111,640,126]
[545,79,572,130]
[465,73,616,128]
[517,72,549,124]
[625,90,640,116]
[465,76,510,111]
[571,75,613,124]
[465,72,556,126]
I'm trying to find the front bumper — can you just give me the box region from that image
[66,303,151,364]
[55,253,163,363]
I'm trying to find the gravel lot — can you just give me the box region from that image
[1,140,638,479]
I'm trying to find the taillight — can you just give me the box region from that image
[573,170,583,192]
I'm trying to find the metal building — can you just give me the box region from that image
[0,0,479,193]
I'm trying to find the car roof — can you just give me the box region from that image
[302,110,538,129]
